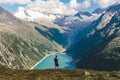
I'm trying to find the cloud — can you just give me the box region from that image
[69,0,78,9]
[0,0,31,4]
[69,0,91,9]
[26,0,72,15]
[24,0,91,15]
[94,0,120,8]
[81,0,91,8]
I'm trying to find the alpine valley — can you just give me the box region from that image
[0,2,120,73]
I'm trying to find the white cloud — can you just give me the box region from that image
[69,0,78,9]
[94,0,120,8]
[69,0,91,9]
[81,0,91,8]
[0,0,31,4]
[0,0,92,15]
[23,0,91,15]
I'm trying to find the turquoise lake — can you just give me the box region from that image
[34,52,75,69]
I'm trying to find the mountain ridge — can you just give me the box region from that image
[0,7,63,69]
[66,4,120,71]
[14,7,103,48]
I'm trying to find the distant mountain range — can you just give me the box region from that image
[14,7,104,48]
[0,5,106,69]
[67,4,120,71]
[1,3,120,71]
[92,8,106,14]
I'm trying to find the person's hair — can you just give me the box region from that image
[55,55,57,57]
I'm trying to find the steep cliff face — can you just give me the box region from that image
[0,7,63,69]
[67,4,120,70]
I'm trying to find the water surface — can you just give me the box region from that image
[34,52,75,69]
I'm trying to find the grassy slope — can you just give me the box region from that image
[0,32,62,69]
[0,7,63,69]
[0,65,119,80]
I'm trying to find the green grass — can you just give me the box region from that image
[0,65,119,80]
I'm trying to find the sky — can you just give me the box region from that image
[0,0,120,15]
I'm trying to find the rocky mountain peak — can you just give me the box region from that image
[0,7,8,14]
[92,8,105,14]
[74,11,92,18]
[107,4,120,12]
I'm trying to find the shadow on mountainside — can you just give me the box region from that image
[34,26,68,46]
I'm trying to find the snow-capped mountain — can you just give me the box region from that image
[92,8,106,14]
[14,7,103,48]
[54,11,103,47]
[0,7,63,69]
[74,12,92,18]
[14,7,63,23]
[67,3,120,70]
[14,7,103,29]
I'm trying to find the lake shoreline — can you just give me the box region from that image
[30,52,56,69]
[30,49,66,69]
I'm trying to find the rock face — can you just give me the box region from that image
[67,4,120,71]
[14,7,103,48]
[0,7,63,69]
[74,12,93,18]
[92,8,106,14]
[82,71,91,76]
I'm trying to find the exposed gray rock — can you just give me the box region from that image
[82,71,91,76]
[112,72,120,78]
